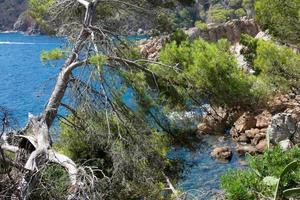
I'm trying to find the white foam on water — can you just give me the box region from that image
[0,41,36,45]
[0,41,59,45]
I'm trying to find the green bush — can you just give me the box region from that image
[55,112,176,199]
[208,5,234,23]
[221,170,258,200]
[169,28,188,45]
[221,147,300,200]
[234,8,246,18]
[28,164,69,200]
[149,38,269,109]
[255,0,300,44]
[254,40,300,90]
[240,34,300,91]
[194,20,208,30]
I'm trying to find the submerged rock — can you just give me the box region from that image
[211,147,232,161]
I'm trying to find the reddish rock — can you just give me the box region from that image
[211,147,232,160]
[186,17,260,43]
[236,145,257,156]
[230,112,256,136]
[197,107,228,135]
[245,128,260,139]
[256,139,267,153]
[251,133,266,146]
[255,110,272,128]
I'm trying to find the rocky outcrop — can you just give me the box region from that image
[139,36,168,60]
[185,17,260,43]
[268,106,300,147]
[13,12,38,34]
[0,0,27,31]
[198,92,300,157]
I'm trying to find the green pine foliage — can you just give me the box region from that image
[255,0,300,44]
[148,38,269,109]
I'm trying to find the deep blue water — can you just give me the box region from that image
[0,32,242,199]
[0,32,64,125]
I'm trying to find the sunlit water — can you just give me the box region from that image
[0,32,242,199]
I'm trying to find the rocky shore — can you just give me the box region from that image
[138,17,300,162]
[204,92,300,161]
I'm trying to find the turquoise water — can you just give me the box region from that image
[0,32,242,199]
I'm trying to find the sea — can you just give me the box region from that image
[0,32,242,199]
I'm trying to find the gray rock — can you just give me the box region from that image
[279,139,293,151]
[267,112,300,145]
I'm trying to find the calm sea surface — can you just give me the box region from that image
[0,32,64,125]
[0,32,241,199]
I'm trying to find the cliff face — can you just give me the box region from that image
[0,0,27,31]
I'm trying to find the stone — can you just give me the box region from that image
[137,28,144,35]
[279,139,293,151]
[237,135,250,143]
[185,17,260,43]
[245,128,260,139]
[236,144,257,156]
[255,110,272,128]
[256,139,267,153]
[211,147,232,160]
[251,133,266,146]
[230,112,256,136]
[267,108,300,145]
[197,107,228,135]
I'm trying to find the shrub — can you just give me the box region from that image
[254,40,300,90]
[194,20,208,30]
[221,147,300,200]
[169,28,188,45]
[208,5,234,23]
[255,0,300,44]
[234,8,246,18]
[149,38,269,109]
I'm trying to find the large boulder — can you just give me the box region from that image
[13,12,38,34]
[267,107,300,145]
[197,107,228,135]
[230,112,256,137]
[255,110,272,128]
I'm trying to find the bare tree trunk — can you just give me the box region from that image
[0,1,100,199]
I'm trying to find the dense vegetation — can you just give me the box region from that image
[255,0,300,45]
[1,0,300,199]
[221,147,300,199]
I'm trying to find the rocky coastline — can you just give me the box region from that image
[138,17,300,163]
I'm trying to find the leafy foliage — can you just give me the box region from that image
[55,109,178,199]
[40,48,65,62]
[221,147,300,200]
[255,0,300,44]
[194,20,208,30]
[254,40,300,90]
[147,38,269,109]
[208,5,234,23]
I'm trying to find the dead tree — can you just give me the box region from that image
[0,0,101,199]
